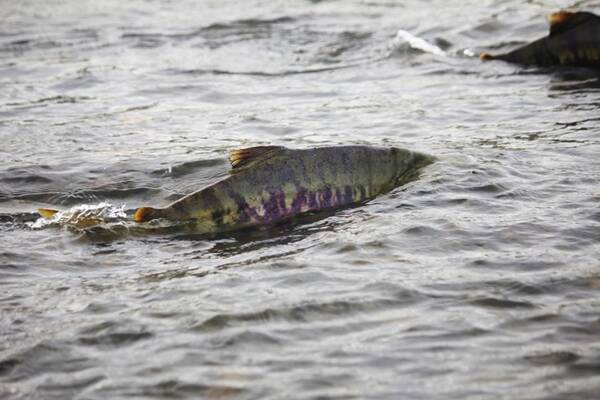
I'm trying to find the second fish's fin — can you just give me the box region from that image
[548,11,596,36]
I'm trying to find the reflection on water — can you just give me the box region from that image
[2,0,600,399]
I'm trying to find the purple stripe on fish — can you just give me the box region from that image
[308,191,318,209]
[321,188,332,208]
[344,185,353,204]
[291,187,307,214]
[262,191,281,221]
[335,188,342,205]
[239,184,359,226]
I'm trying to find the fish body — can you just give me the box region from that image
[480,11,600,68]
[134,145,433,233]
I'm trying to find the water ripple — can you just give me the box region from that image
[2,1,600,399]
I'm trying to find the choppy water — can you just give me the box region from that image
[2,0,600,399]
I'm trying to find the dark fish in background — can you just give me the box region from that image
[480,11,600,68]
[133,145,434,233]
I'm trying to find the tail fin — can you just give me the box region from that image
[134,206,161,223]
[38,208,59,219]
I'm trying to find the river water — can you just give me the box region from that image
[1,0,600,399]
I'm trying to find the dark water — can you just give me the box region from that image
[2,0,600,398]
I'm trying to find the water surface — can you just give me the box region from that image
[1,0,600,399]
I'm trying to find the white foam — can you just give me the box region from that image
[392,29,447,57]
[29,202,127,229]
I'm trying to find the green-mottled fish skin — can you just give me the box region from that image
[481,11,600,68]
[134,146,434,233]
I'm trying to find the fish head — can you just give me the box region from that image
[390,147,435,184]
[392,147,434,169]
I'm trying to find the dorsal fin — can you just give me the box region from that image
[547,11,595,36]
[228,146,286,170]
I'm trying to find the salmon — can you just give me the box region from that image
[133,145,434,233]
[480,10,600,68]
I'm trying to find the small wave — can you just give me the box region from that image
[6,95,93,108]
[392,30,447,57]
[77,319,153,349]
[101,379,244,399]
[525,351,580,366]
[0,38,61,53]
[468,296,536,309]
[201,16,295,33]
[120,16,295,43]
[0,212,41,231]
[191,296,417,332]
[150,158,226,178]
[167,64,356,77]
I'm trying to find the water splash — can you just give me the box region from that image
[392,29,447,56]
[29,202,128,229]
